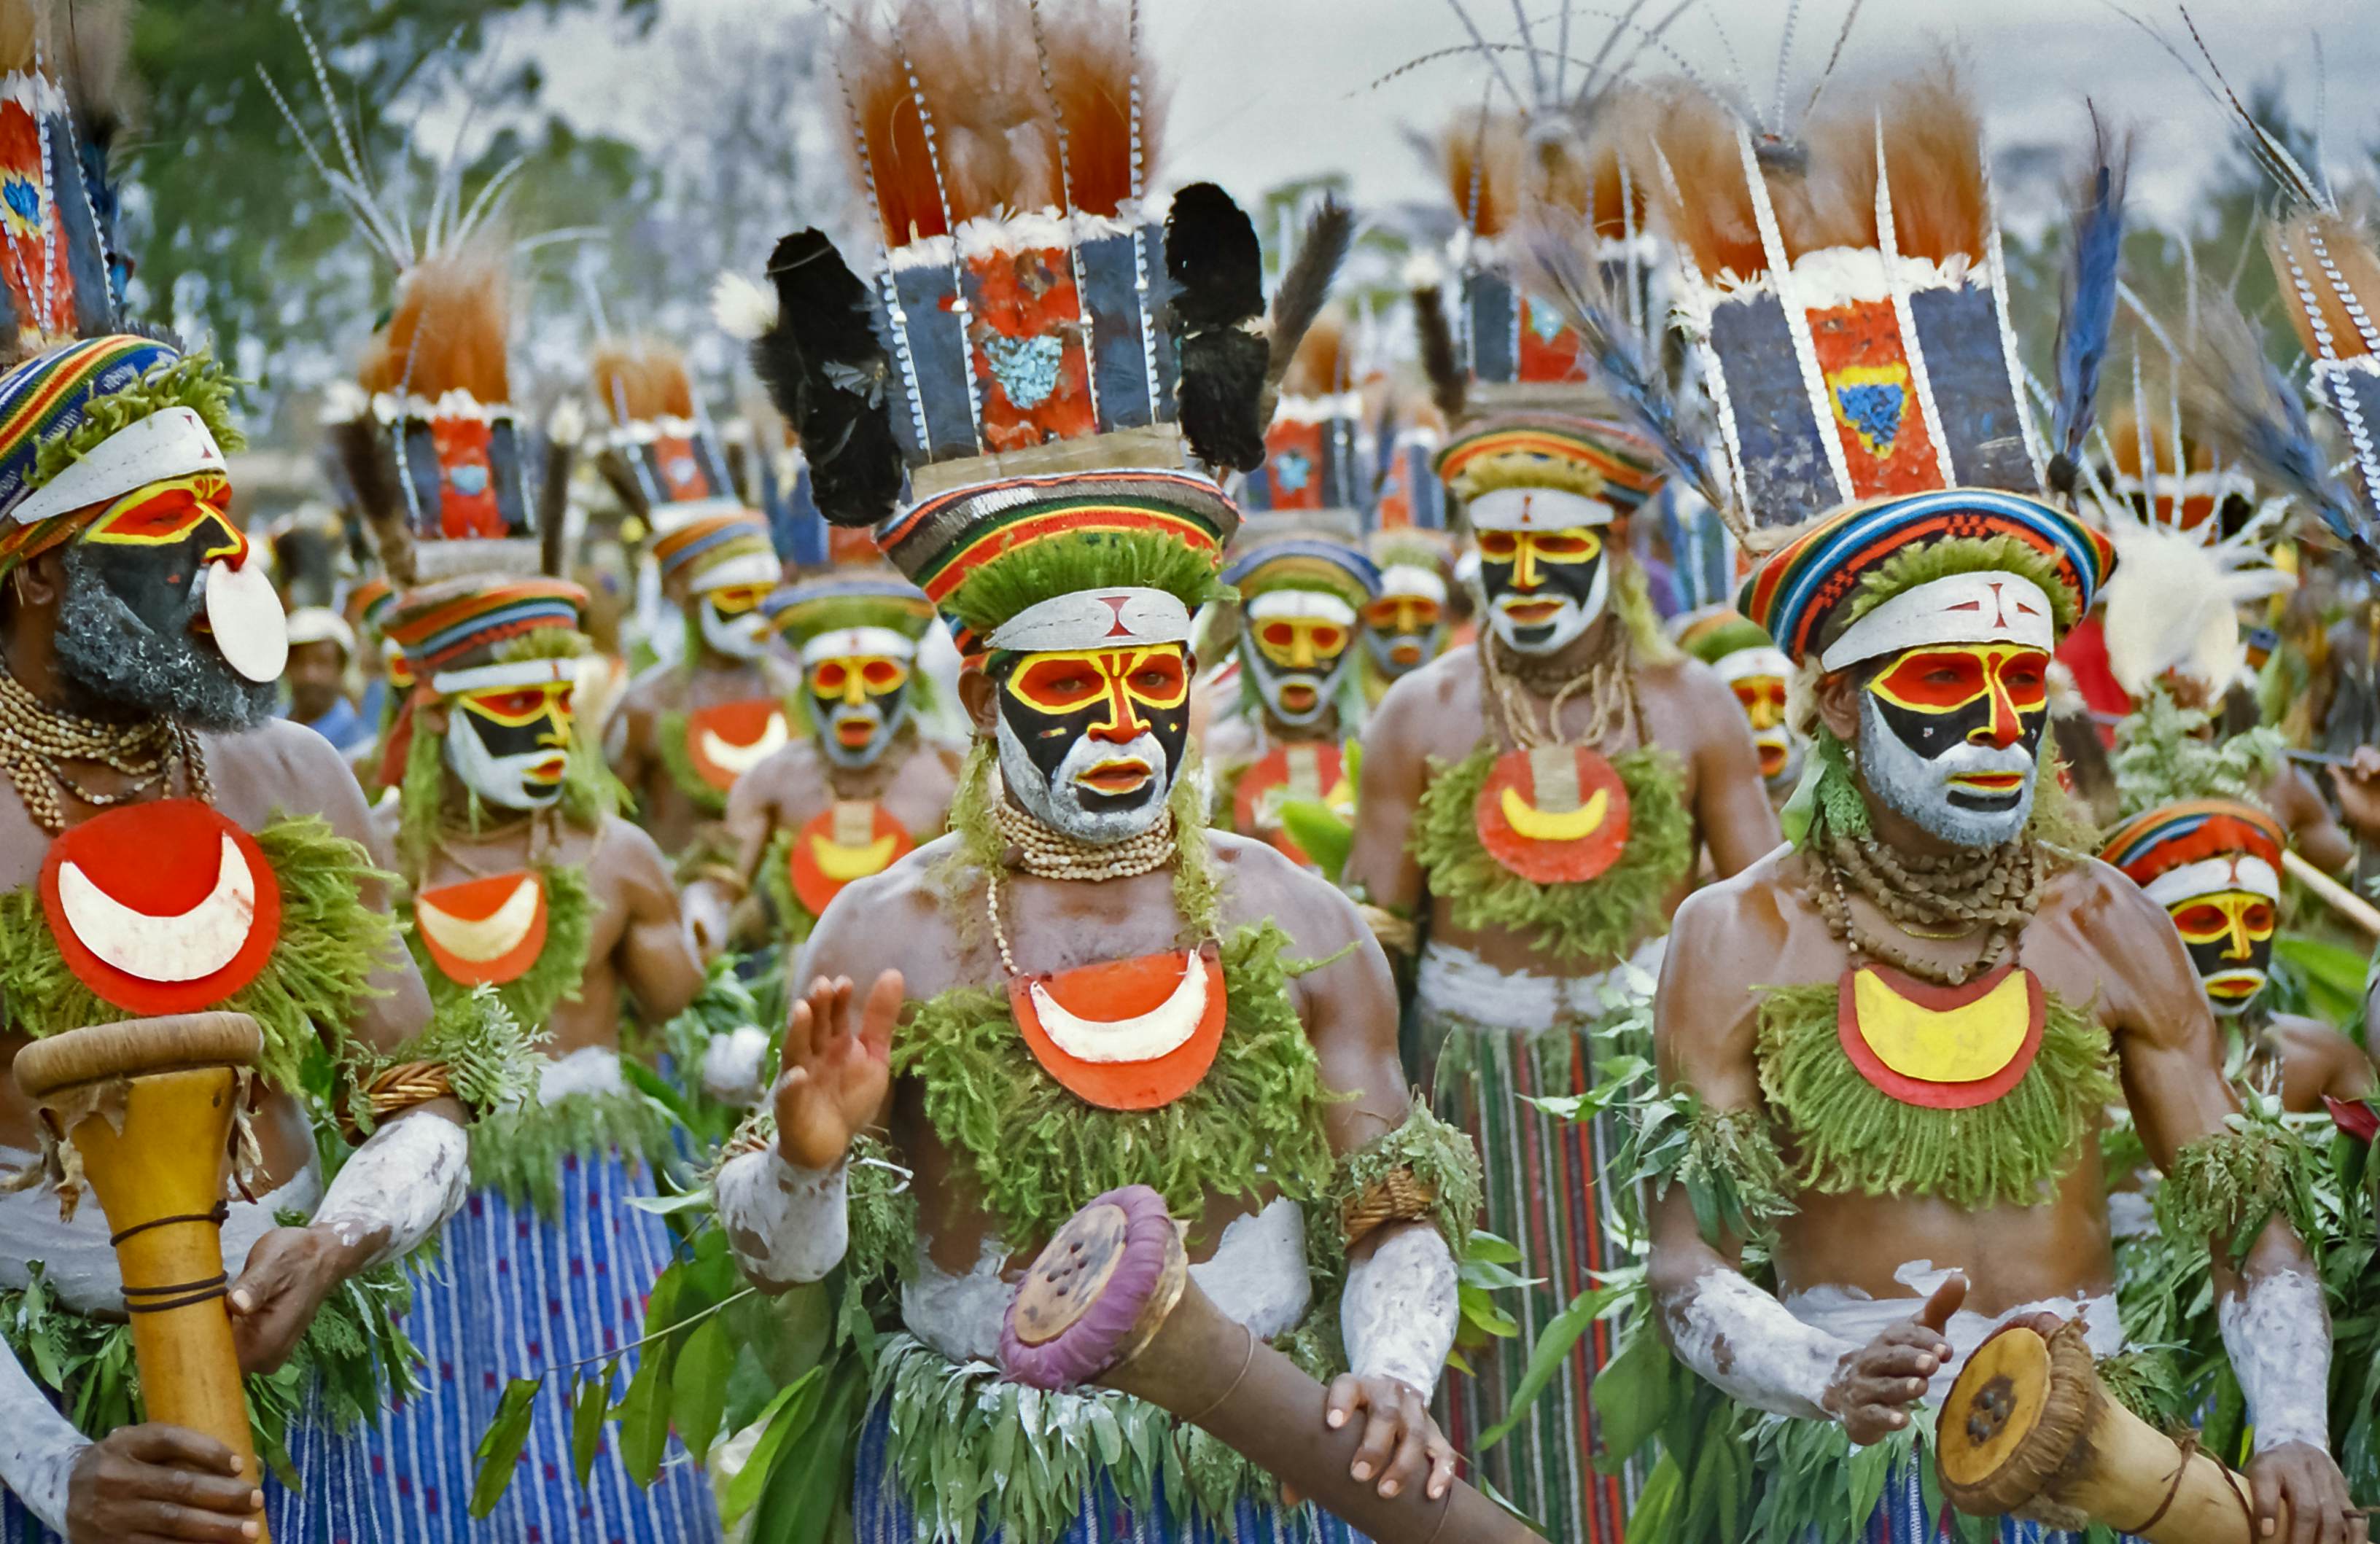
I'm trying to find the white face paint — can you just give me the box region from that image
[995,711,1175,845]
[445,706,567,811]
[700,593,771,659]
[1240,588,1358,728]
[1855,689,2037,848]
[1483,550,1608,656]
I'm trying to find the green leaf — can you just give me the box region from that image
[1275,798,1353,882]
[748,1365,865,1544]
[611,1357,674,1487]
[627,1188,717,1217]
[1477,1280,1630,1449]
[723,1367,828,1525]
[1458,1282,1520,1338]
[1463,1230,1523,1265]
[673,1317,734,1468]
[572,1364,614,1487]
[470,1377,542,1518]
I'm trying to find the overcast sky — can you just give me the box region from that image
[517,0,2380,228]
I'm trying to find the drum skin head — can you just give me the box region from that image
[1000,1185,1186,1392]
[1937,1314,2099,1520]
[1940,1324,2053,1489]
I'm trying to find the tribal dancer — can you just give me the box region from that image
[1360,520,1458,709]
[705,4,1479,1538]
[682,568,958,976]
[331,252,720,1543]
[0,16,480,1539]
[1638,70,2359,1544]
[596,346,799,859]
[1338,95,1779,1541]
[1670,609,1801,809]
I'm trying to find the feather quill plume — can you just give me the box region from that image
[2049,108,2129,494]
[840,0,1162,248]
[750,229,903,529]
[1867,60,1988,265]
[1441,98,1651,241]
[537,403,578,580]
[1516,214,1727,515]
[1409,272,1466,425]
[2179,286,2380,580]
[356,241,511,405]
[329,416,416,590]
[1261,196,1352,423]
[2267,209,2380,364]
[1280,314,1348,400]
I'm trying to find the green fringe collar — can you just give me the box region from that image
[467,1086,674,1216]
[1753,976,2119,1209]
[1409,742,1694,964]
[892,920,1338,1247]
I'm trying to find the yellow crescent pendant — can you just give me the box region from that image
[813,832,898,881]
[1497,783,1610,843]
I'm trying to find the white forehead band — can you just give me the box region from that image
[1245,588,1358,627]
[432,658,580,697]
[14,407,228,525]
[1464,485,1616,531]
[2144,855,2282,910]
[799,625,919,667]
[1377,564,1450,607]
[1714,645,1792,683]
[986,587,1193,652]
[1821,572,2056,671]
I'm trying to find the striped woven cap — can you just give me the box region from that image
[874,468,1240,655]
[0,335,182,522]
[384,577,588,677]
[2099,798,2284,889]
[1433,414,1666,512]
[1738,488,2116,666]
[762,572,937,648]
[651,512,776,590]
[1670,607,1775,666]
[345,577,396,634]
[1221,534,1380,609]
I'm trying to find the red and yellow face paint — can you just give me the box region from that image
[1251,614,1351,671]
[2167,888,2277,1005]
[1864,642,2050,782]
[1002,644,1192,803]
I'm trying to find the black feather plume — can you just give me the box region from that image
[327,414,415,589]
[537,431,574,580]
[2049,106,2128,496]
[1166,183,1270,470]
[754,230,903,529]
[1266,198,1354,390]
[1412,281,1466,426]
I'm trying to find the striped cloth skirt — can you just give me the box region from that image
[849,1397,1372,1544]
[1419,943,1644,1544]
[1845,1463,2143,1544]
[359,1150,722,1544]
[1,1384,371,1544]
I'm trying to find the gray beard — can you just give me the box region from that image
[53,550,276,731]
[995,714,1172,844]
[1855,692,2035,849]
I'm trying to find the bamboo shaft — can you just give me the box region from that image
[2282,848,2380,938]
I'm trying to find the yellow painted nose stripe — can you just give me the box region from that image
[1851,965,2030,1083]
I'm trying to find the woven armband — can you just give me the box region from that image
[1325,1102,1482,1266]
[1356,901,1417,956]
[343,983,536,1139]
[2155,1110,2317,1260]
[338,1059,458,1143]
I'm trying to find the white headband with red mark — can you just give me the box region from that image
[985,588,1194,652]
[1820,572,2054,671]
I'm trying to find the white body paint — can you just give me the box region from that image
[1245,589,1358,628]
[1027,953,1206,1063]
[1668,1268,1853,1419]
[0,1341,82,1535]
[537,1045,630,1105]
[445,710,565,813]
[313,1115,469,1270]
[699,1026,772,1110]
[1856,689,2037,849]
[1376,566,1449,607]
[2142,856,2281,908]
[12,406,228,526]
[715,1149,847,1291]
[55,833,256,982]
[1464,486,1617,531]
[1783,1260,2123,1408]
[798,627,918,668]
[988,588,1195,652]
[1415,937,1665,1032]
[1342,1225,1458,1397]
[2218,1268,2331,1454]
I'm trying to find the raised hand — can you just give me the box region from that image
[1825,1272,1966,1446]
[67,1424,263,1542]
[773,970,901,1171]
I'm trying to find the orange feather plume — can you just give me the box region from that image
[1280,314,1347,399]
[1870,59,1989,265]
[2268,209,2380,362]
[356,241,512,405]
[1638,85,1764,278]
[1441,101,1650,243]
[0,0,39,76]
[591,341,695,425]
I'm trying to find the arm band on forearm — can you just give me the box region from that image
[1342,1224,1458,1397]
[314,1112,470,1269]
[715,1146,848,1290]
[2219,1268,2332,1454]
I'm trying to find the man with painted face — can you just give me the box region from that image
[1672,606,1803,808]
[704,17,1482,1536]
[1359,526,1456,707]
[605,511,801,858]
[1205,523,1377,867]
[681,569,961,989]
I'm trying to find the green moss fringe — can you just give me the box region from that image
[346,983,539,1136]
[468,1088,675,1215]
[655,708,729,814]
[757,827,814,946]
[892,921,1338,1247]
[1622,1088,1798,1247]
[0,1246,417,1491]
[402,862,596,1034]
[1312,1102,1483,1279]
[0,815,392,1096]
[2156,1111,2322,1260]
[945,530,1228,644]
[31,351,248,487]
[1409,743,1693,964]
[1754,980,2119,1209]
[2112,687,2285,819]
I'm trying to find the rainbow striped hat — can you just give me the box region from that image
[345,576,397,636]
[384,576,588,691]
[1434,413,1665,531]
[1738,489,2115,669]
[763,570,938,660]
[2099,798,2285,905]
[1221,520,1380,614]
[652,512,778,597]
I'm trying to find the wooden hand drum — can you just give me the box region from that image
[1937,1314,2276,1544]
[13,1012,271,1542]
[999,1185,1540,1544]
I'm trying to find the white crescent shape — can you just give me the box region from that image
[58,833,255,982]
[698,711,789,778]
[205,558,289,683]
[416,876,541,964]
[1029,954,1207,1065]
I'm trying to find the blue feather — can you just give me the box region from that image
[2050,112,2128,478]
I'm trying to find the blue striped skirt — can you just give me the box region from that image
[359,1150,722,1544]
[0,1382,370,1544]
[849,1395,1374,1544]
[1843,1464,2143,1544]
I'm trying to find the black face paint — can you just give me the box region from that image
[996,646,1193,821]
[1474,527,1606,652]
[53,543,275,730]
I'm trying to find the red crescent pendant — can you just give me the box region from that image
[1835,962,2045,1110]
[1474,745,1632,883]
[1011,944,1228,1111]
[788,800,914,919]
[415,871,548,987]
[685,700,790,792]
[39,800,281,1015]
[1232,741,1348,866]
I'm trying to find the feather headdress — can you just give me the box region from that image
[586,338,741,533]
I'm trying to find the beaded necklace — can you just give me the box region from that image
[1809,829,2045,987]
[984,799,1178,976]
[1479,632,1635,752]
[0,663,211,834]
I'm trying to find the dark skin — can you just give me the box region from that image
[603,601,802,857]
[2249,1014,2379,1110]
[1342,607,1782,967]
[1203,701,1344,851]
[370,698,704,1056]
[764,661,1461,1507]
[682,725,963,961]
[1651,663,2360,1544]
[0,543,453,1543]
[281,639,349,728]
